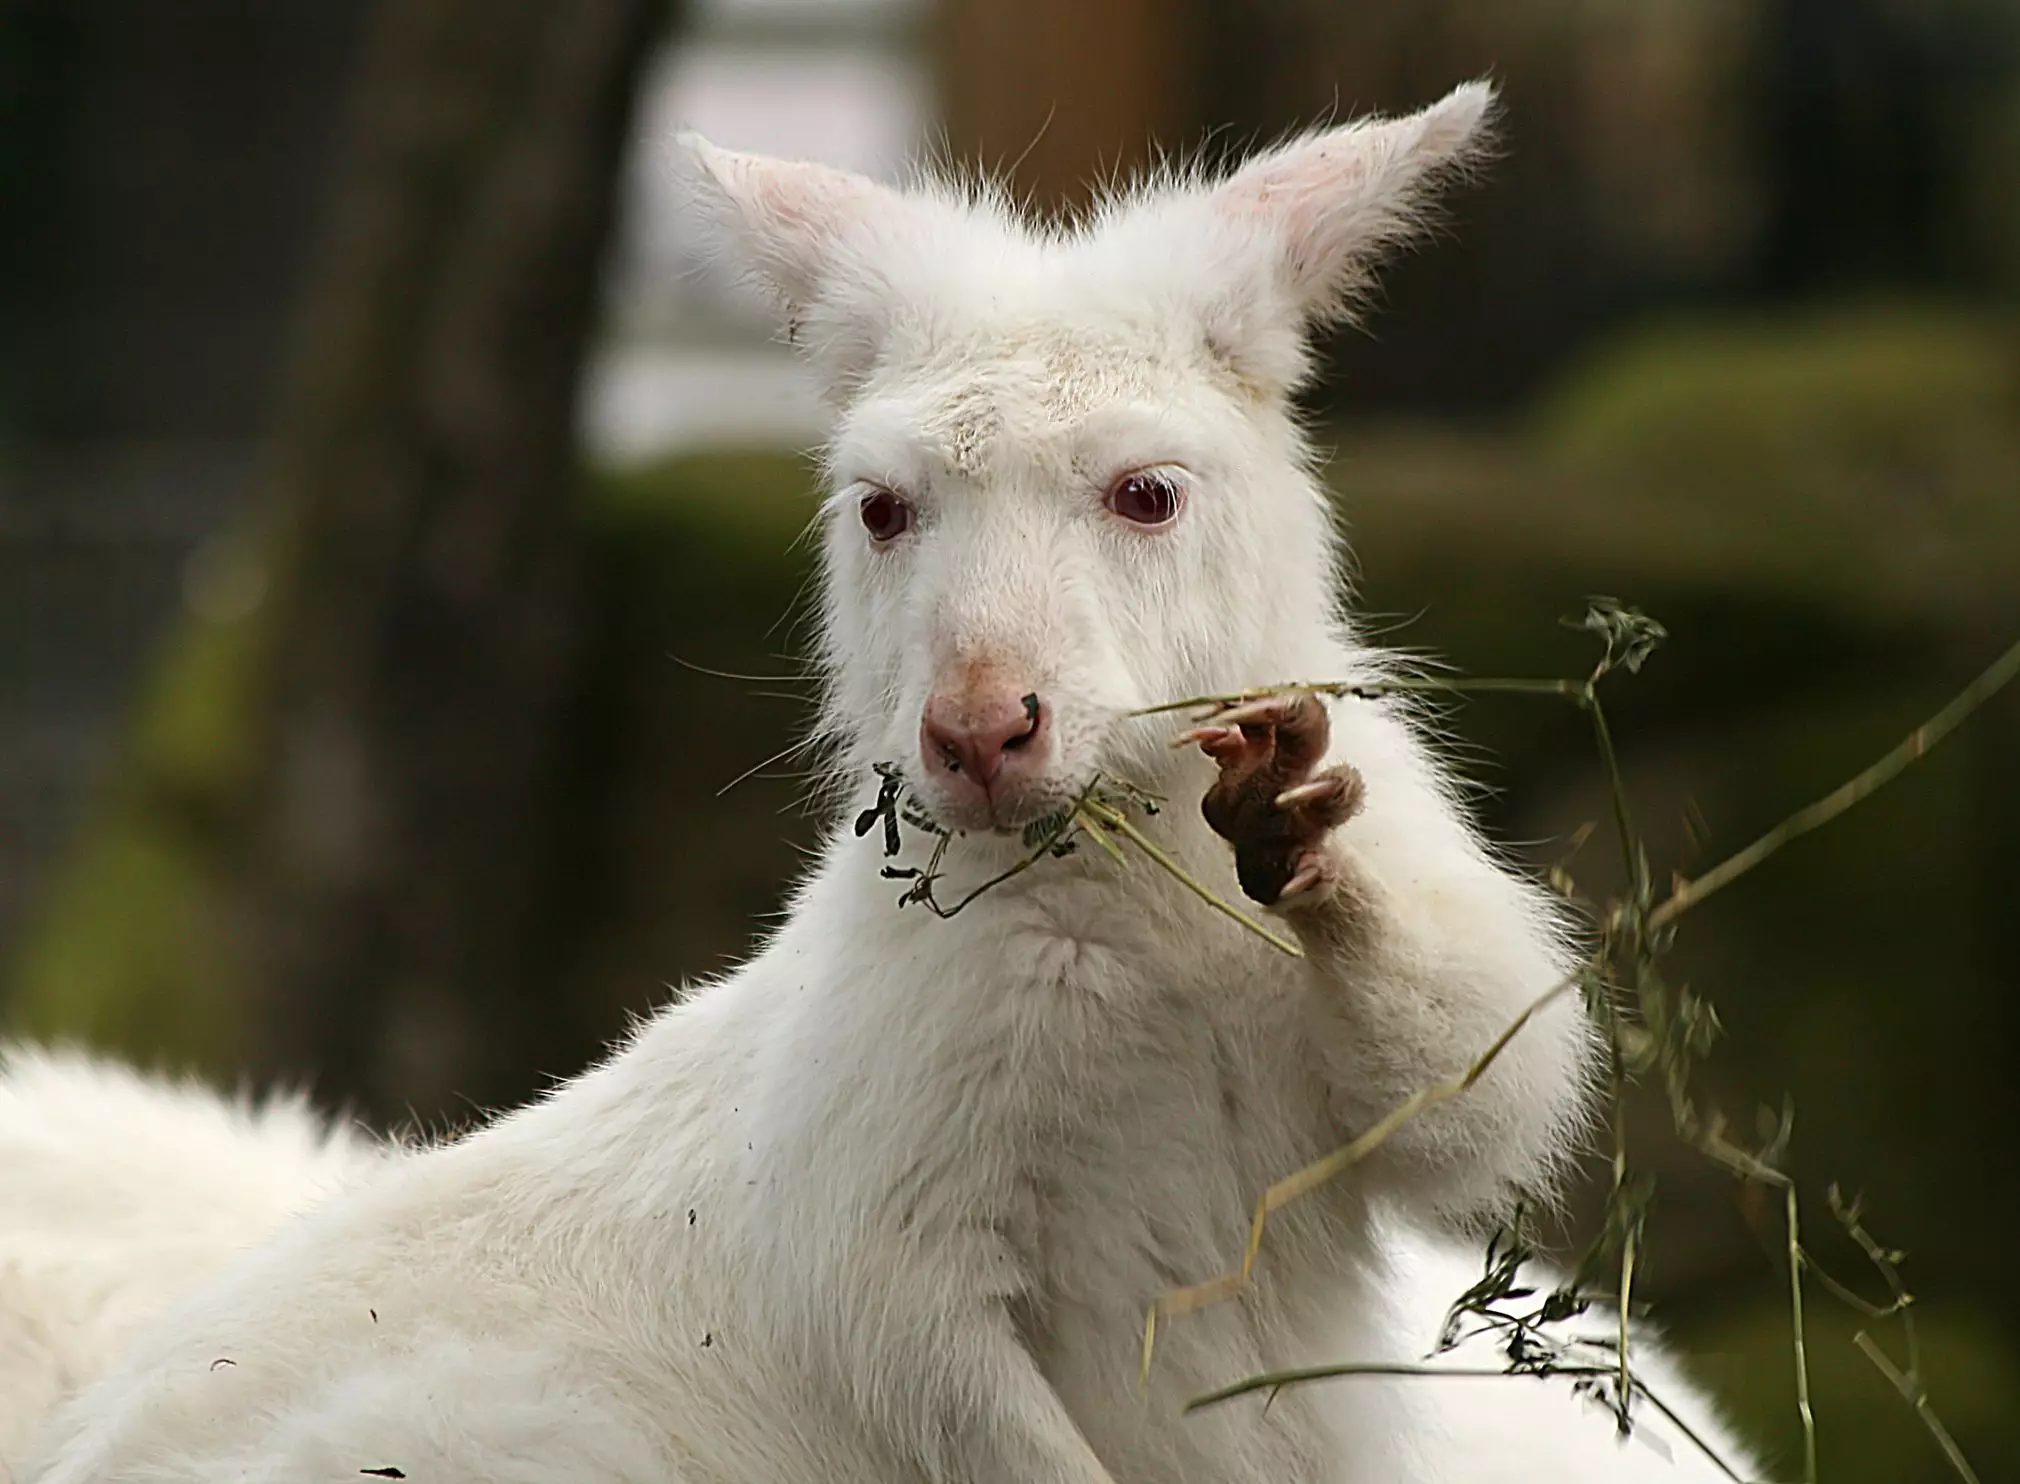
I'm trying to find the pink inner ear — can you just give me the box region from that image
[1199,85,1494,320]
[1207,142,1383,317]
[1222,141,1376,221]
[745,159,866,239]
[691,142,895,311]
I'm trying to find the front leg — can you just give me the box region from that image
[822,1222,1113,1484]
[1184,692,1595,1217]
[865,1290,1113,1484]
[1186,693,1366,910]
[940,1310,1117,1484]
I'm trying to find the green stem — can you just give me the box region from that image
[1787,1184,1818,1484]
[1130,675,1586,719]
[1081,801,1303,957]
[1653,638,2020,929]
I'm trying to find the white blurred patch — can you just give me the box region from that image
[587,14,927,464]
[580,346,830,465]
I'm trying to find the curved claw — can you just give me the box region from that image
[1274,779,1340,810]
[1208,696,1299,730]
[1172,725,1233,749]
[1194,692,1362,908]
[1278,862,1326,900]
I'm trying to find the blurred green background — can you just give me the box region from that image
[3,1,2017,1478]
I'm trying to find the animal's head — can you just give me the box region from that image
[682,83,1493,834]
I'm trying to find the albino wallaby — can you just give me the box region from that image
[2,81,1755,1482]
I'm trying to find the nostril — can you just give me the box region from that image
[923,719,967,774]
[920,688,1047,796]
[1001,693,1043,752]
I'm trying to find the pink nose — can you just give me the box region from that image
[919,686,1051,798]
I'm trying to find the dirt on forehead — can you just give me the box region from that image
[881,325,1191,477]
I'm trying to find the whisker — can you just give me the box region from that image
[769,567,824,643]
[717,737,819,798]
[668,653,816,686]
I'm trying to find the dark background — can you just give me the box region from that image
[3,2,2018,1478]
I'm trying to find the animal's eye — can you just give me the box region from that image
[1106,470,1184,528]
[858,489,913,543]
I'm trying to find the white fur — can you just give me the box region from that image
[0,1047,385,1464]
[1334,1218,1758,1483]
[3,83,1756,1481]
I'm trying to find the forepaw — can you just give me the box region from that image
[1179,693,1365,909]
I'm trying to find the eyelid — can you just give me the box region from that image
[825,480,893,517]
[1105,463,1191,490]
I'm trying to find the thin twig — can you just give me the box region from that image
[1829,1188,1980,1484]
[1130,675,1586,720]
[1080,799,1302,957]
[1188,1360,1750,1484]
[1583,689,1650,911]
[1652,637,2020,929]
[1075,809,1130,868]
[1695,1124,1819,1482]
[1852,1335,1983,1484]
[1141,970,1585,1380]
[1827,1187,1919,1350]
[1785,1184,1819,1484]
[1190,1361,1622,1407]
[1618,1216,1638,1432]
[893,784,1093,919]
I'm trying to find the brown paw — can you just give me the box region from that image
[1181,693,1366,908]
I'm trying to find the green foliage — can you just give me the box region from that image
[587,446,818,554]
[7,543,271,1075]
[1568,596,1668,678]
[1536,301,2018,484]
[1532,301,2020,622]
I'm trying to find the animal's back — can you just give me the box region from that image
[0,1046,385,1463]
[12,1007,930,1484]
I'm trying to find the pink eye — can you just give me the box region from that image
[1107,470,1184,528]
[859,489,913,543]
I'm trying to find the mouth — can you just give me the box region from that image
[859,759,1080,838]
[864,758,1173,857]
[871,705,1177,843]
[916,781,1082,838]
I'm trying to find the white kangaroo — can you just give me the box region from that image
[1,81,1757,1482]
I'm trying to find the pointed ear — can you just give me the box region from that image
[677,135,900,317]
[1179,81,1498,395]
[677,135,930,392]
[1212,80,1496,321]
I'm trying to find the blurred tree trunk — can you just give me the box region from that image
[235,0,671,1124]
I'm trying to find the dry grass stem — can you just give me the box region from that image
[1120,609,2016,1482]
